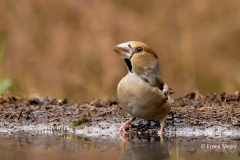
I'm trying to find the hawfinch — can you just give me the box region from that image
[113,41,172,136]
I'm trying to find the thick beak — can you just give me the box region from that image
[112,42,132,59]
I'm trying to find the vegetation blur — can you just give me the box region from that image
[0,0,240,101]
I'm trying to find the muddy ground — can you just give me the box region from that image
[0,92,240,139]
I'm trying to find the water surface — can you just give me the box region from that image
[0,132,239,160]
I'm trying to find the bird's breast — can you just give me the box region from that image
[117,73,171,120]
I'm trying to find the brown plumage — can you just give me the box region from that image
[113,41,172,136]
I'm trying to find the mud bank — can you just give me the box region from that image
[0,92,240,139]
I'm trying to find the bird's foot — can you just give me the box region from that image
[119,118,136,142]
[119,117,136,132]
[157,129,163,136]
[157,129,164,142]
[119,132,130,142]
[119,122,130,132]
[158,119,165,141]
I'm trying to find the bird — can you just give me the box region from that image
[112,41,172,136]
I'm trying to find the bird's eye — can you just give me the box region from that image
[136,47,143,53]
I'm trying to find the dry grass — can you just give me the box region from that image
[0,0,240,101]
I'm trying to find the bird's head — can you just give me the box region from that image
[113,41,159,73]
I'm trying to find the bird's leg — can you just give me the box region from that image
[157,118,165,136]
[119,117,136,132]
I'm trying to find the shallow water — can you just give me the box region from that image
[0,132,239,160]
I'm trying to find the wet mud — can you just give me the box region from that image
[0,92,240,139]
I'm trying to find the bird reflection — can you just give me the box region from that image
[121,141,170,160]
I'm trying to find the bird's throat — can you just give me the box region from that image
[124,59,132,72]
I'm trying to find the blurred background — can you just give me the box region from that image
[0,0,240,102]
